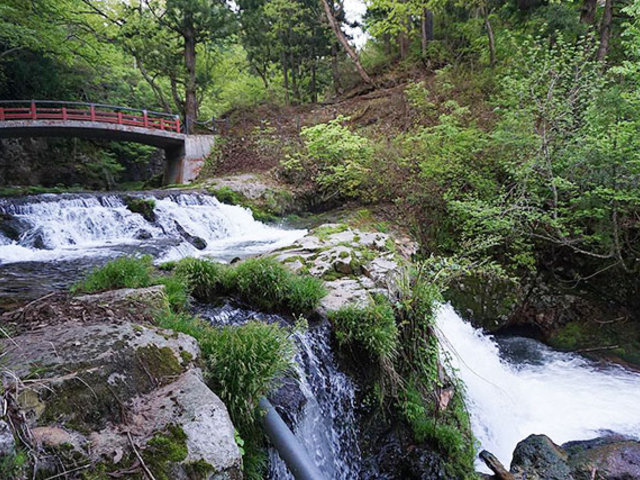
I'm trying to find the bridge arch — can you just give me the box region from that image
[0,101,214,185]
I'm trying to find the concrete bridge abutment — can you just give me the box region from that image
[164,135,215,185]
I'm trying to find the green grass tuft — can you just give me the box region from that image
[71,255,153,293]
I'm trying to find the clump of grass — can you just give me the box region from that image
[330,295,398,360]
[154,275,189,312]
[156,311,295,480]
[204,320,296,428]
[175,257,325,315]
[71,255,153,293]
[174,257,230,302]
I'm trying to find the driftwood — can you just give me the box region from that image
[479,450,515,480]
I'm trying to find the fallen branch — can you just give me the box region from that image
[127,432,157,480]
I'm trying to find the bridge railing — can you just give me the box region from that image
[0,100,181,133]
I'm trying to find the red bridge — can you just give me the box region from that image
[0,101,214,185]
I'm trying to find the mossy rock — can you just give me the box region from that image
[123,196,156,222]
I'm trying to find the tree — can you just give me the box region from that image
[321,0,373,84]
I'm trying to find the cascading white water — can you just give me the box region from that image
[0,193,305,264]
[436,304,640,472]
[197,305,361,480]
[269,326,361,480]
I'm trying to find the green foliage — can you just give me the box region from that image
[123,197,156,222]
[204,321,296,429]
[281,117,374,202]
[0,449,27,478]
[155,275,189,312]
[233,257,326,314]
[330,296,398,361]
[174,257,230,302]
[175,257,325,314]
[71,256,153,293]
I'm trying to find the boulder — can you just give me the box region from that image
[500,434,640,480]
[0,316,242,479]
[510,434,571,480]
[0,212,30,241]
[175,221,208,250]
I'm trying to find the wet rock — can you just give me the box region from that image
[75,285,167,313]
[0,317,241,479]
[0,212,30,241]
[506,434,640,480]
[268,377,307,430]
[0,420,15,456]
[21,226,49,249]
[446,272,522,332]
[174,221,207,250]
[510,434,571,480]
[134,228,153,240]
[564,435,640,479]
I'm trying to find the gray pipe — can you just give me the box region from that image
[259,397,326,480]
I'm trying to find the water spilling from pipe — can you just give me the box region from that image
[199,305,361,479]
[436,304,640,472]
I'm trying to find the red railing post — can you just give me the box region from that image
[0,108,4,121]
[90,104,96,122]
[31,101,37,120]
[143,110,149,128]
[160,118,165,130]
[175,116,181,133]
[62,107,67,121]
[117,111,123,125]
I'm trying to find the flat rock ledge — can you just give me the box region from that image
[272,223,417,313]
[0,292,242,479]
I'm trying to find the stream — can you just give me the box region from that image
[2,191,640,477]
[437,304,640,472]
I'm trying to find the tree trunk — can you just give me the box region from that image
[183,22,198,134]
[311,60,317,103]
[398,30,409,59]
[596,0,614,62]
[320,0,373,84]
[281,50,290,106]
[331,43,342,94]
[580,0,597,25]
[484,9,496,67]
[421,9,433,55]
[290,51,300,104]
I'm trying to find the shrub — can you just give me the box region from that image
[72,255,153,293]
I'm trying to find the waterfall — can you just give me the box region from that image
[269,325,361,480]
[198,305,361,479]
[436,304,640,472]
[0,192,305,264]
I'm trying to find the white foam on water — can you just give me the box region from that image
[0,193,306,264]
[436,304,640,472]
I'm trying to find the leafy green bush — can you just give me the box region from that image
[72,255,153,293]
[281,116,374,202]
